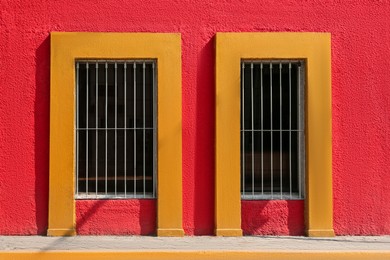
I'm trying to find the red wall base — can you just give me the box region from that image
[77,200,304,236]
[242,200,304,236]
[76,200,156,235]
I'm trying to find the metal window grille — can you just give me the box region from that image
[241,60,305,200]
[75,60,157,199]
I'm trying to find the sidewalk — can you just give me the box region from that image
[1,235,389,259]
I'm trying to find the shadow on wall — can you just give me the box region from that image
[40,200,108,251]
[35,35,157,236]
[193,35,215,235]
[76,200,156,235]
[241,200,305,235]
[34,35,50,235]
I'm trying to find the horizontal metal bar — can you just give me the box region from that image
[240,129,304,132]
[76,193,156,200]
[79,176,152,181]
[241,193,304,200]
[77,128,154,130]
[241,59,304,64]
[76,59,156,64]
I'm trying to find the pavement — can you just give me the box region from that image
[1,235,389,251]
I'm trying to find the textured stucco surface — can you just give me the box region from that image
[241,201,304,236]
[76,200,156,235]
[0,0,390,236]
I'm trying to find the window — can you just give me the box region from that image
[75,60,156,199]
[49,33,183,237]
[240,60,305,200]
[215,33,334,237]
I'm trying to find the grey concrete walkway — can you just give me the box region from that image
[1,236,389,251]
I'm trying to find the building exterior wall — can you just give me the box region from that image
[0,0,390,236]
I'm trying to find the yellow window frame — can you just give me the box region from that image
[49,32,183,237]
[215,32,334,237]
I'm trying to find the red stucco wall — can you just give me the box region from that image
[1,0,390,236]
[76,200,156,235]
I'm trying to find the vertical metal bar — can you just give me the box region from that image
[152,62,156,198]
[105,62,108,194]
[124,62,127,198]
[279,63,283,199]
[95,63,98,196]
[241,63,245,197]
[270,63,273,198]
[260,63,264,196]
[76,63,79,196]
[114,62,117,196]
[298,63,302,199]
[300,63,306,199]
[289,63,292,199]
[143,62,146,198]
[133,62,137,197]
[86,62,89,195]
[250,62,254,198]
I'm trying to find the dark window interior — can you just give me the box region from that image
[241,61,305,199]
[76,61,156,198]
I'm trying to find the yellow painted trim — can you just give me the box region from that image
[47,229,76,237]
[215,32,333,237]
[215,229,243,237]
[49,32,183,236]
[307,229,335,237]
[1,251,390,260]
[157,228,185,237]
